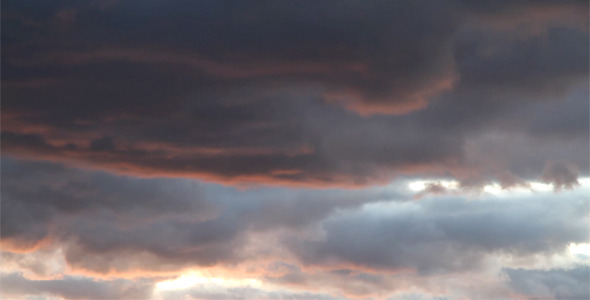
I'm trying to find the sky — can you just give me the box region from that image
[1,1,589,299]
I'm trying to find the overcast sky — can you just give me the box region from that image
[1,1,589,299]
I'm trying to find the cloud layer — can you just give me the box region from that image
[1,1,589,299]
[2,0,588,186]
[2,159,589,299]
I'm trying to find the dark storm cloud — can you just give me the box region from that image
[2,0,460,115]
[0,272,154,300]
[2,0,588,185]
[504,266,590,300]
[290,192,589,274]
[0,91,466,185]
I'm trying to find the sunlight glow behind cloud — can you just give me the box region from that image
[154,272,263,292]
[407,178,590,195]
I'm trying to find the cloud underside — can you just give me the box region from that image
[2,0,588,185]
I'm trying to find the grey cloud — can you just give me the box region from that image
[463,131,588,182]
[0,157,218,258]
[89,136,116,152]
[540,161,580,190]
[60,216,243,273]
[454,26,588,95]
[0,158,217,248]
[1,158,394,273]
[0,272,154,300]
[291,193,589,274]
[504,266,590,300]
[413,183,450,199]
[0,158,213,216]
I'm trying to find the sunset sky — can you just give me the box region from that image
[1,1,589,299]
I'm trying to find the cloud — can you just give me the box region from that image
[1,0,588,186]
[290,191,589,274]
[413,182,450,199]
[0,93,466,186]
[3,0,460,113]
[0,158,391,274]
[504,266,590,300]
[540,161,580,191]
[1,2,589,299]
[0,272,154,300]
[2,159,589,299]
[0,158,217,251]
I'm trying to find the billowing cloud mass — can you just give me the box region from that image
[1,0,588,299]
